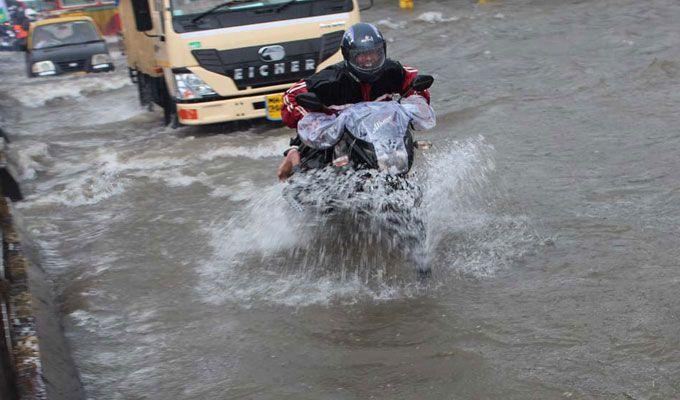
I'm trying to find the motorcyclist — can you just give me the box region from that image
[7,1,28,28]
[276,22,431,181]
[22,8,37,29]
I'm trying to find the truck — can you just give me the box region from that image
[118,0,371,126]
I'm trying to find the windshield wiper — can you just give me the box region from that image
[38,40,103,50]
[191,0,259,23]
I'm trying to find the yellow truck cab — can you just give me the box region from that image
[119,0,371,126]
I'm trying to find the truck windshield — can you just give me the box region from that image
[172,0,312,18]
[32,21,101,50]
[171,0,352,32]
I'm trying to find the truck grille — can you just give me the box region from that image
[192,31,344,90]
[57,59,86,72]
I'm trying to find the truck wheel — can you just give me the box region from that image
[137,74,153,108]
[136,74,144,106]
[163,98,177,127]
[156,77,179,128]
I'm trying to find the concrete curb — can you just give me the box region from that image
[0,133,84,399]
[0,195,47,399]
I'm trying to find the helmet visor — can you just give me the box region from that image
[348,46,386,72]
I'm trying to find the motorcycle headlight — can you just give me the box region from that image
[91,53,111,68]
[32,60,55,75]
[174,73,216,100]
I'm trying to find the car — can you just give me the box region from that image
[25,16,114,77]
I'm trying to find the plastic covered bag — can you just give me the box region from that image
[297,97,436,153]
[297,112,346,150]
[400,95,436,131]
[341,101,412,141]
[342,101,412,174]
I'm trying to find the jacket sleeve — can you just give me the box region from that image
[281,80,311,129]
[401,65,431,104]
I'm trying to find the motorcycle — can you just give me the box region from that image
[0,22,27,51]
[294,75,434,173]
[283,75,436,277]
[286,74,435,205]
[0,22,17,51]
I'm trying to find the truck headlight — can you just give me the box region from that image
[32,60,56,75]
[174,73,216,100]
[91,53,111,68]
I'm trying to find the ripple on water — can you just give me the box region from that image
[15,132,292,210]
[14,74,132,108]
[8,140,53,181]
[20,149,127,208]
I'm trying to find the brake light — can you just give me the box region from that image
[179,109,198,120]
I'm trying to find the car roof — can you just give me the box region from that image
[27,15,103,49]
[31,16,96,28]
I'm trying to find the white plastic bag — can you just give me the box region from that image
[297,112,346,150]
[400,95,436,131]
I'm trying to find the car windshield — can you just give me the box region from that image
[171,0,314,18]
[32,20,100,50]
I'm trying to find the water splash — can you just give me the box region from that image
[419,136,544,277]
[284,167,428,272]
[198,137,290,161]
[200,135,545,307]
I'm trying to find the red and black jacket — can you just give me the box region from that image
[283,59,430,127]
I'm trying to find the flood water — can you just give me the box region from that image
[1,0,679,398]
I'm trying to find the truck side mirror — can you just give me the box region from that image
[131,0,153,31]
[359,0,373,11]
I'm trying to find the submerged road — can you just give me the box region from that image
[0,0,679,398]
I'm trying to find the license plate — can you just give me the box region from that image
[265,94,284,121]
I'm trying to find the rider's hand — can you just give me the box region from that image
[277,149,301,181]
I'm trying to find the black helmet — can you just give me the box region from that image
[341,23,387,83]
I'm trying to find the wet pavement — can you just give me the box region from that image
[0,0,679,398]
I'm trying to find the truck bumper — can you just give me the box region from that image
[176,92,283,125]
